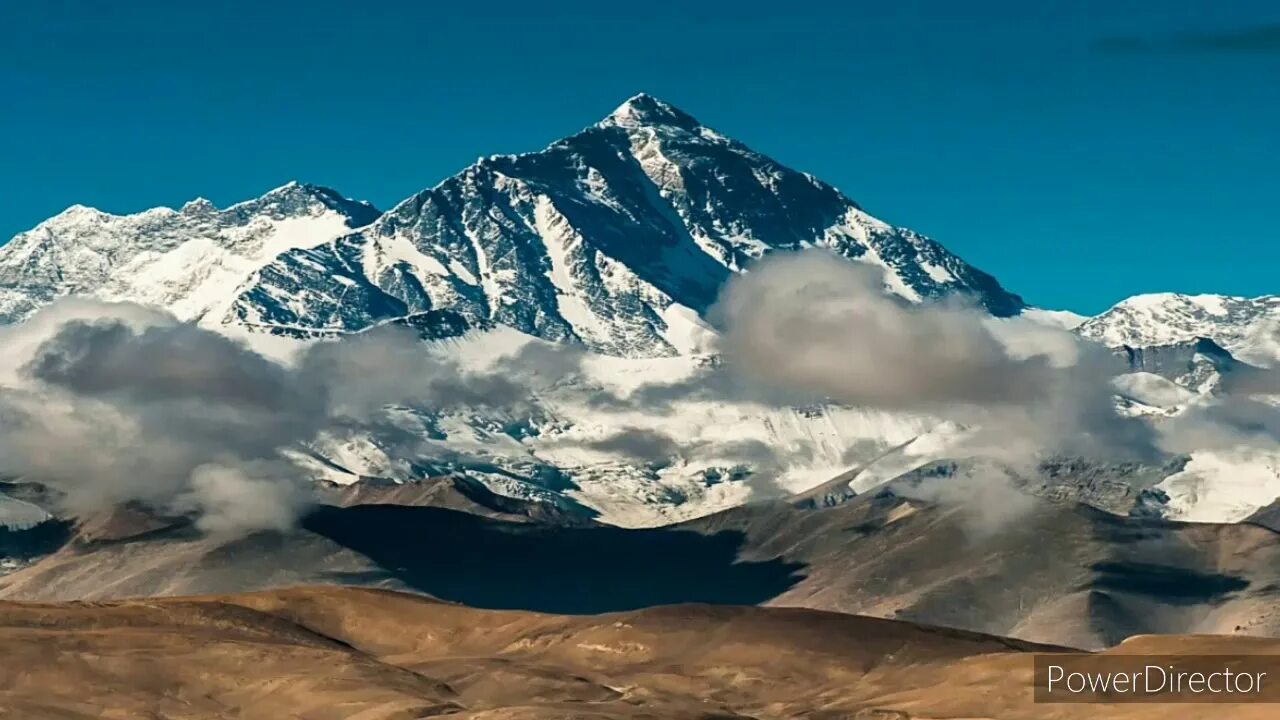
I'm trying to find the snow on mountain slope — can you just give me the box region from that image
[1078,293,1280,366]
[1156,448,1280,523]
[295,327,936,527]
[0,493,51,531]
[1021,307,1087,330]
[2,95,1274,528]
[0,182,380,326]
[227,94,1024,356]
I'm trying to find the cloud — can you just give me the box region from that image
[571,424,814,498]
[1095,25,1280,54]
[617,249,1179,530]
[1161,396,1280,453]
[296,325,537,418]
[891,461,1038,539]
[178,463,311,535]
[0,308,329,527]
[582,427,682,466]
[3,252,1261,538]
[0,301,556,534]
[706,251,1159,463]
[710,253,1047,409]
[559,250,1170,522]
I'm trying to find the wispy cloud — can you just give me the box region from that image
[1095,24,1280,54]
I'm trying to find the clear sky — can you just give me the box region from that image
[3,1,1278,313]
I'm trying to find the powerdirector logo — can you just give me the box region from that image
[1034,655,1280,703]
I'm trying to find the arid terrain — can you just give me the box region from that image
[3,477,1277,652]
[2,584,1277,719]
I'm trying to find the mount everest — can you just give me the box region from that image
[0,94,1276,528]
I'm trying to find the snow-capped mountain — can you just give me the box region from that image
[223,94,1024,356]
[0,94,1040,526]
[0,94,1274,527]
[2,95,1025,359]
[0,182,380,326]
[1078,293,1280,366]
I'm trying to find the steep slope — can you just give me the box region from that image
[1079,293,1280,366]
[0,182,380,325]
[228,94,1024,355]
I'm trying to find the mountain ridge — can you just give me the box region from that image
[1,94,1026,357]
[0,181,381,326]
[7,97,1274,367]
[1080,292,1280,366]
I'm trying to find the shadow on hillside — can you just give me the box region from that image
[1089,561,1249,604]
[0,520,72,560]
[301,504,805,614]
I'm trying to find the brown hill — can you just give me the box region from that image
[684,489,1280,649]
[2,485,1277,650]
[2,584,1275,719]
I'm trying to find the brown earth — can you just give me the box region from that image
[2,584,1276,719]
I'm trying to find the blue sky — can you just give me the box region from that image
[3,1,1277,313]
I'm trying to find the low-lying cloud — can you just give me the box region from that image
[1,250,1269,537]
[708,251,1161,464]
[712,252,1054,410]
[0,300,558,534]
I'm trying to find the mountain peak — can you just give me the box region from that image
[228,182,382,227]
[258,180,335,200]
[181,197,217,214]
[601,93,702,131]
[49,204,108,223]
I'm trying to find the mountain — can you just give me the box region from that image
[0,95,1024,357]
[4,484,1278,651]
[0,585,1089,720]
[1,94,1275,528]
[0,182,380,325]
[1079,293,1280,366]
[9,584,1280,719]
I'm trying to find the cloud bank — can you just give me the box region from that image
[0,300,556,534]
[708,251,1161,464]
[0,250,1270,536]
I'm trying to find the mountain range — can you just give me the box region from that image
[0,93,1277,529]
